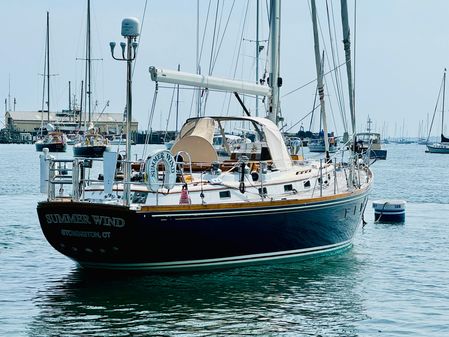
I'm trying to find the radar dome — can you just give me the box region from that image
[121,17,140,37]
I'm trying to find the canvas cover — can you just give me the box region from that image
[171,118,218,162]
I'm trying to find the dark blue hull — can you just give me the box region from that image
[374,211,405,223]
[426,144,449,153]
[37,192,369,271]
[369,149,387,160]
[73,145,109,158]
[35,142,67,152]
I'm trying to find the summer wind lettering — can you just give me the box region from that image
[45,214,125,228]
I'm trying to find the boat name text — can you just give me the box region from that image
[45,213,125,228]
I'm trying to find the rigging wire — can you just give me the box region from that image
[309,82,319,132]
[189,0,212,118]
[283,104,322,133]
[324,72,339,135]
[207,0,220,76]
[282,61,347,98]
[427,74,445,142]
[353,0,357,117]
[203,1,237,114]
[163,84,177,142]
[131,0,150,77]
[308,0,345,134]
[325,0,348,131]
[202,0,222,113]
[211,1,237,72]
[142,84,158,157]
[198,1,213,66]
[220,1,250,116]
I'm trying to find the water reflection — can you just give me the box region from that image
[29,253,366,336]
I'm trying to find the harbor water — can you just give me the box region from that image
[1,143,449,336]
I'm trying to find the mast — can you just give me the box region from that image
[86,0,92,124]
[340,0,356,138]
[311,0,330,160]
[68,81,72,111]
[255,0,260,117]
[268,0,281,125]
[176,64,180,134]
[441,68,446,139]
[46,11,50,123]
[79,80,84,129]
[196,0,201,117]
[39,12,49,136]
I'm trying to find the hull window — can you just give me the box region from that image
[219,190,231,199]
[284,184,293,192]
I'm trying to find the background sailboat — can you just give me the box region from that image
[427,69,449,153]
[73,0,109,158]
[35,11,67,153]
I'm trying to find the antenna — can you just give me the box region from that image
[110,17,140,206]
[8,74,11,112]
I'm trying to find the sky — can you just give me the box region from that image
[1,0,449,139]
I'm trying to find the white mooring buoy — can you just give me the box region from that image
[372,200,406,223]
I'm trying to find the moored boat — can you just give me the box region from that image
[37,115,372,271]
[427,69,449,153]
[355,132,387,159]
[355,118,387,160]
[35,131,67,152]
[73,127,110,157]
[72,0,109,158]
[35,12,67,153]
[37,1,373,272]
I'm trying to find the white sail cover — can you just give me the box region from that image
[250,117,292,171]
[149,66,271,98]
[174,116,292,170]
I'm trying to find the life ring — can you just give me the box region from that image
[145,150,177,192]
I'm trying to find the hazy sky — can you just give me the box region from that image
[1,0,449,138]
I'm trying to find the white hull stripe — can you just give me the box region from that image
[150,193,367,219]
[374,210,405,215]
[78,240,352,271]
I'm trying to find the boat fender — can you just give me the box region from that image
[145,150,177,192]
[179,184,191,205]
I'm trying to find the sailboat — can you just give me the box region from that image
[37,1,372,272]
[73,0,110,158]
[427,69,449,153]
[35,12,67,153]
